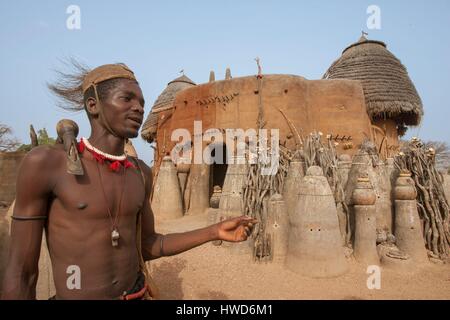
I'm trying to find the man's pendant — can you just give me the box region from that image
[111,228,120,247]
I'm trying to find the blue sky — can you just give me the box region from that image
[1,0,449,165]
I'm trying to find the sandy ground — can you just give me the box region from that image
[1,206,449,300]
[151,213,450,300]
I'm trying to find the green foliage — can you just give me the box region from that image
[18,128,56,152]
[16,145,31,152]
[36,128,56,145]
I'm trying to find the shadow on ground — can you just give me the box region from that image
[151,258,186,300]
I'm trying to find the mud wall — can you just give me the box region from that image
[0,152,26,205]
[154,75,373,167]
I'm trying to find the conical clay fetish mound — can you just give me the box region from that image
[219,155,248,217]
[282,160,305,216]
[267,193,289,263]
[394,172,429,264]
[152,156,183,220]
[352,177,380,266]
[187,163,210,216]
[286,166,348,278]
[345,148,391,242]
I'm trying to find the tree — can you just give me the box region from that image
[422,140,450,172]
[400,139,450,172]
[0,124,21,152]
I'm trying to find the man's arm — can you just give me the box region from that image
[139,162,256,261]
[1,146,58,299]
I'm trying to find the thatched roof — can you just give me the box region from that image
[323,35,423,126]
[141,74,196,143]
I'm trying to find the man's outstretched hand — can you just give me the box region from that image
[215,216,258,242]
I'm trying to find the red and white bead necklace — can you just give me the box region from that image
[77,137,135,172]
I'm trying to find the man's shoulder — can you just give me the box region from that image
[21,144,66,169]
[16,145,66,192]
[137,159,152,175]
[127,157,150,175]
[129,157,153,188]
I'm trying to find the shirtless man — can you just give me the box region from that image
[1,63,256,300]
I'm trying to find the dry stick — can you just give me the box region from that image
[417,202,432,246]
[184,171,192,213]
[302,133,350,245]
[427,162,449,254]
[276,107,303,147]
[414,170,439,254]
[431,169,450,226]
[251,71,273,260]
[428,180,448,254]
[245,148,287,260]
[396,140,450,257]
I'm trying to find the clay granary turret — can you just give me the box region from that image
[141,74,196,144]
[138,34,448,275]
[323,34,424,157]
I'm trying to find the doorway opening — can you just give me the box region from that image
[209,143,228,198]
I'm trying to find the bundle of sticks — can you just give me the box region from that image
[395,138,450,258]
[303,133,350,244]
[242,143,290,261]
[242,131,349,261]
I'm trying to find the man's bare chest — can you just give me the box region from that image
[50,161,146,221]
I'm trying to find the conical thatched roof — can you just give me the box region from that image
[323,35,423,126]
[141,74,196,143]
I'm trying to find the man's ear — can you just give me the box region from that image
[85,97,100,117]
